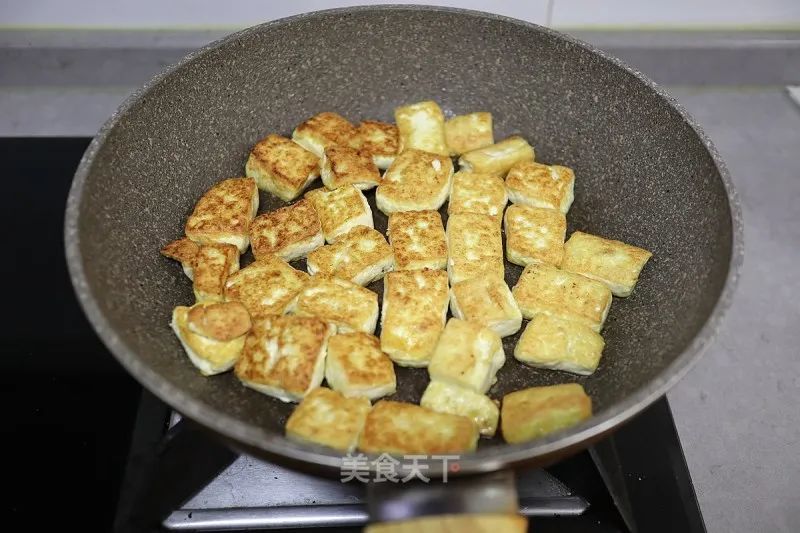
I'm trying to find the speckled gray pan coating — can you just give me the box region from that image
[65,6,742,476]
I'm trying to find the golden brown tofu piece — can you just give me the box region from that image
[245,134,320,202]
[504,204,567,267]
[447,171,508,222]
[325,332,396,400]
[511,263,612,332]
[394,100,449,156]
[446,212,504,285]
[420,381,499,437]
[458,136,534,177]
[505,161,575,214]
[365,515,528,533]
[305,185,373,243]
[358,400,479,454]
[349,120,399,169]
[561,231,652,297]
[171,302,249,376]
[306,226,394,286]
[285,387,371,452]
[235,314,334,402]
[514,313,605,375]
[186,301,251,341]
[160,237,200,279]
[191,242,240,302]
[185,177,259,252]
[321,145,382,190]
[249,199,324,262]
[289,275,379,334]
[375,148,454,214]
[380,269,449,367]
[501,383,592,444]
[445,112,494,155]
[449,276,522,338]
[427,318,505,394]
[387,210,447,271]
[224,256,309,319]
[292,111,357,158]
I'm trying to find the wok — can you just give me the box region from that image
[64,5,742,478]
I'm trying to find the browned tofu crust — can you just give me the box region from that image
[249,199,322,260]
[224,256,309,318]
[235,314,332,398]
[285,387,371,452]
[185,177,257,245]
[358,400,478,454]
[350,120,399,160]
[387,210,447,270]
[247,134,320,197]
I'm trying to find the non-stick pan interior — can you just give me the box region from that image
[68,7,735,471]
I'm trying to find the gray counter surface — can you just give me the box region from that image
[664,86,800,532]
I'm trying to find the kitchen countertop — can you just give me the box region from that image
[662,86,800,532]
[1,29,799,532]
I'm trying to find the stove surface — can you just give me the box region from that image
[118,390,704,533]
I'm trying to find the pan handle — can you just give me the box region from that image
[365,469,527,531]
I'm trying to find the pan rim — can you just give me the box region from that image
[64,4,744,476]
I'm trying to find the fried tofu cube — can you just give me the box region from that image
[504,204,567,267]
[321,145,382,190]
[325,332,396,400]
[292,111,357,158]
[380,269,449,367]
[185,301,252,340]
[245,134,320,202]
[446,212,504,284]
[185,177,259,252]
[288,275,379,334]
[427,318,505,393]
[420,381,499,437]
[306,226,394,286]
[191,243,240,302]
[387,210,447,271]
[249,199,323,262]
[305,185,374,243]
[235,315,334,402]
[349,120,399,170]
[501,383,592,444]
[366,515,528,533]
[447,171,508,222]
[561,231,653,297]
[224,256,309,319]
[511,263,612,332]
[505,161,575,214]
[515,314,605,375]
[161,237,200,279]
[445,112,494,155]
[375,148,454,215]
[458,136,534,177]
[394,100,449,156]
[171,302,250,376]
[285,387,371,452]
[358,400,479,454]
[449,276,522,337]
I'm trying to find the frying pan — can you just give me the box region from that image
[64,5,742,479]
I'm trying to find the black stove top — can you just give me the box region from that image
[3,138,705,533]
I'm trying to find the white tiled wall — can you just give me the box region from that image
[0,1,550,28]
[551,0,800,28]
[1,0,798,29]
